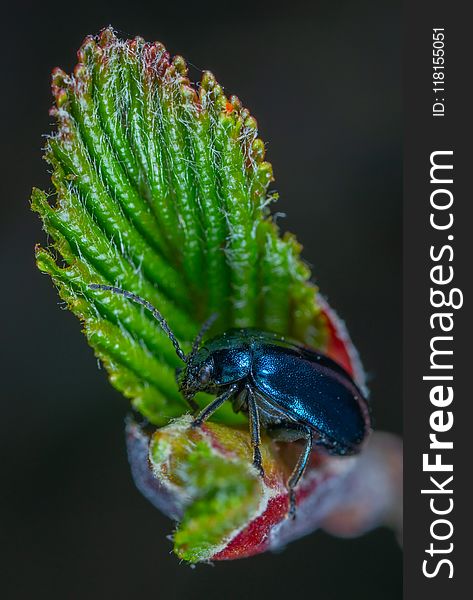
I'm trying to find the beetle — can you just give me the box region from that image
[89,283,371,517]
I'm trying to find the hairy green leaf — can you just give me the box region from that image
[33,27,328,426]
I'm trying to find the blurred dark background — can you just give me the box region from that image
[1,1,401,598]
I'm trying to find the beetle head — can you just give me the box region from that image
[176,347,216,398]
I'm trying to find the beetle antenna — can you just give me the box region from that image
[89,284,187,362]
[187,312,218,362]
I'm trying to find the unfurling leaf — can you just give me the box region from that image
[33,27,331,427]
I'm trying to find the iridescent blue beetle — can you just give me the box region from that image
[90,284,371,517]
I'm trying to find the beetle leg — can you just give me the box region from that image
[246,387,265,478]
[191,384,238,427]
[287,426,313,520]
